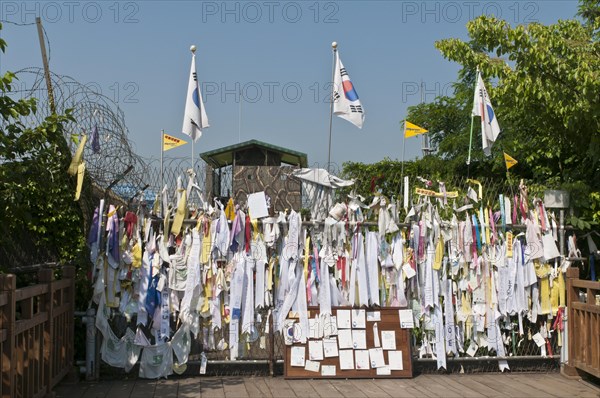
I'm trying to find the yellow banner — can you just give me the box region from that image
[415,187,458,198]
[163,134,188,151]
[404,121,428,138]
[504,152,518,170]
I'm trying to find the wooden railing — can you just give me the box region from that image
[566,266,600,379]
[0,266,75,398]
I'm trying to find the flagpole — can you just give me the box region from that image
[327,41,338,173]
[158,130,165,192]
[466,68,480,168]
[401,121,406,180]
[190,45,197,172]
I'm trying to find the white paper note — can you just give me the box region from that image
[367,311,381,322]
[323,337,339,358]
[466,341,478,357]
[532,332,546,347]
[355,350,370,370]
[304,359,320,373]
[352,309,366,328]
[352,329,367,349]
[381,330,396,350]
[338,329,353,349]
[373,322,381,348]
[376,365,391,375]
[308,340,324,361]
[290,346,305,367]
[388,350,403,370]
[369,347,386,368]
[399,309,415,328]
[321,365,336,376]
[542,233,560,260]
[339,349,354,370]
[402,263,416,279]
[247,191,269,219]
[337,310,351,329]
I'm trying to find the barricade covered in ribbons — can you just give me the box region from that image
[87,170,569,378]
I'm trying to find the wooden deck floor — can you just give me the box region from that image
[55,373,600,397]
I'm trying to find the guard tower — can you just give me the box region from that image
[200,139,308,212]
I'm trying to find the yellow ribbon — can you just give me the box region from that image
[467,179,482,201]
[67,134,87,176]
[433,238,444,270]
[225,198,236,221]
[74,161,85,201]
[171,190,187,236]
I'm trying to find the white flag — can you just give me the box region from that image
[333,51,364,129]
[472,71,500,155]
[182,52,209,142]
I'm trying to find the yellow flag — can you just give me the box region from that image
[504,152,518,170]
[404,121,428,138]
[163,133,188,151]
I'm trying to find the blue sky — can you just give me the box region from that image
[0,1,579,169]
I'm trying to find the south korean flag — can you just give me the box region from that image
[333,50,365,129]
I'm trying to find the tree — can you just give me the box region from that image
[0,23,86,267]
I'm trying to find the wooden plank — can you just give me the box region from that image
[107,379,136,396]
[442,376,501,398]
[286,379,320,397]
[307,379,344,398]
[421,374,481,397]
[474,374,544,397]
[15,284,48,301]
[0,293,7,307]
[328,380,368,397]
[572,302,600,314]
[154,378,179,398]
[373,378,427,398]
[81,381,112,397]
[15,312,48,334]
[515,373,600,398]
[571,279,600,290]
[265,377,297,397]
[415,375,465,397]
[243,377,272,397]
[129,379,157,398]
[200,377,225,398]
[176,377,201,398]
[349,379,391,397]
[52,279,71,291]
[52,302,71,318]
[53,383,87,398]
[221,377,249,397]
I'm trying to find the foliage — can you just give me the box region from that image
[0,22,88,270]
[342,2,599,229]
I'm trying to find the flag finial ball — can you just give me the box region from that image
[190,45,197,53]
[332,41,338,49]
